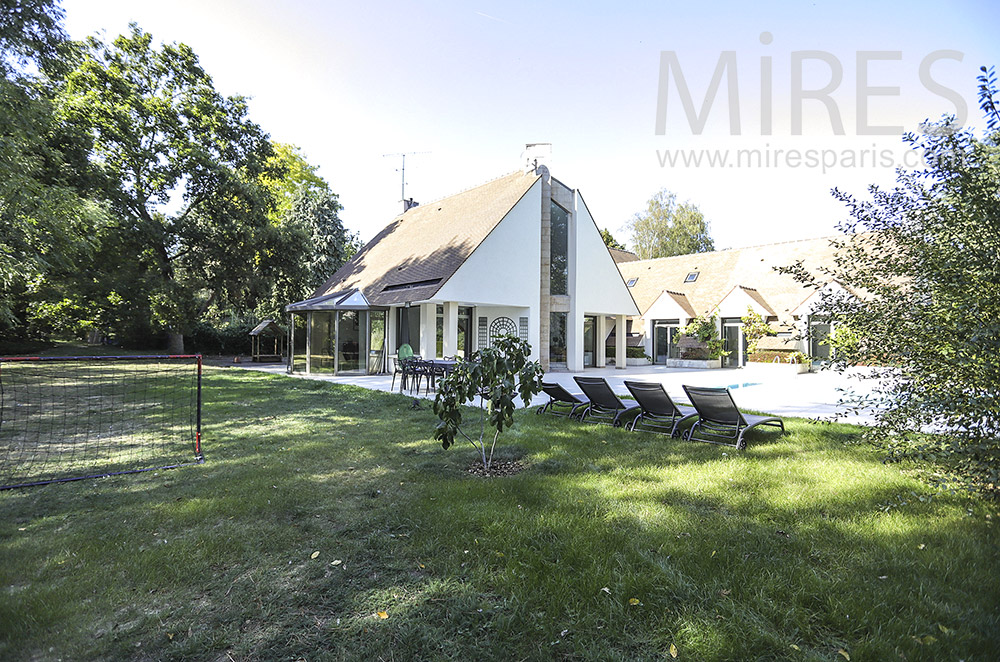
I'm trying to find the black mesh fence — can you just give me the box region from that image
[0,355,203,490]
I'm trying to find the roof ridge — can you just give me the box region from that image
[629,234,843,265]
[394,170,532,215]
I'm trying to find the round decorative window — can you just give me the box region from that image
[488,316,517,346]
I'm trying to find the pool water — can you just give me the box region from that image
[726,382,761,390]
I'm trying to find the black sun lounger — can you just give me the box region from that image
[623,380,699,437]
[573,376,640,427]
[536,382,589,419]
[681,385,784,449]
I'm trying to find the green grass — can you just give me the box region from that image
[1,368,997,661]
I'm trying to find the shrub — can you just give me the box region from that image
[676,314,727,360]
[740,307,776,353]
[433,335,544,472]
[187,321,256,355]
[605,345,649,359]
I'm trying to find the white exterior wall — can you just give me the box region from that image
[791,281,851,353]
[571,195,639,319]
[642,291,692,358]
[571,194,639,370]
[433,181,543,360]
[717,287,770,320]
[471,305,532,356]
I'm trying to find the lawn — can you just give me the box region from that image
[1,367,997,661]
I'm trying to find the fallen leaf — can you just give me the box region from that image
[922,635,937,644]
[719,589,731,596]
[711,550,716,557]
[789,644,800,651]
[17,527,26,531]
[419,563,425,569]
[166,633,174,640]
[918,543,926,550]
[601,587,611,595]
[937,624,950,634]
[310,551,320,559]
[377,611,388,619]
[838,649,850,660]
[628,598,640,605]
[669,643,678,657]
[878,575,888,580]
[331,560,342,566]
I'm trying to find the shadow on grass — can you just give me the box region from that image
[1,369,996,661]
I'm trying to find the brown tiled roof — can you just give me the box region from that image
[608,248,639,263]
[314,171,540,306]
[736,285,777,316]
[619,236,851,323]
[661,289,697,317]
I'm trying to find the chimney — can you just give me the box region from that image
[522,142,552,174]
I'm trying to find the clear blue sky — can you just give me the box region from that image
[62,0,999,250]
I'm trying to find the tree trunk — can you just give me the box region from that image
[167,332,185,354]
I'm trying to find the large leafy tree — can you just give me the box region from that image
[250,143,359,320]
[0,0,102,334]
[785,69,1000,493]
[600,227,626,250]
[626,189,714,259]
[54,24,280,351]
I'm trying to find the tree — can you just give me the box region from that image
[741,307,776,354]
[0,0,102,335]
[433,336,544,472]
[627,189,714,259]
[783,69,1000,494]
[600,227,626,250]
[251,143,359,320]
[54,25,280,351]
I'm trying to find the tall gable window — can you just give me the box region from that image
[550,200,569,295]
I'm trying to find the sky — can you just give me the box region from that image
[61,0,999,251]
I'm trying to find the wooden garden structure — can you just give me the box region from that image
[249,320,287,363]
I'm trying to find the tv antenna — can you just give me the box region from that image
[383,151,430,211]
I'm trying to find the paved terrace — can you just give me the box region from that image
[233,361,884,425]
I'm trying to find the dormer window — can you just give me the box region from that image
[684,272,699,283]
[626,278,638,287]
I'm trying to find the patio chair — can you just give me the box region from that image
[422,360,448,395]
[623,380,698,437]
[536,382,589,419]
[389,355,405,392]
[573,376,640,427]
[681,385,784,449]
[400,357,424,393]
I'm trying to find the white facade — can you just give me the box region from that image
[371,170,637,371]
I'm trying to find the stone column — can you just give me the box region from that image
[537,165,552,371]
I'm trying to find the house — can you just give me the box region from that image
[285,145,639,375]
[616,236,852,367]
